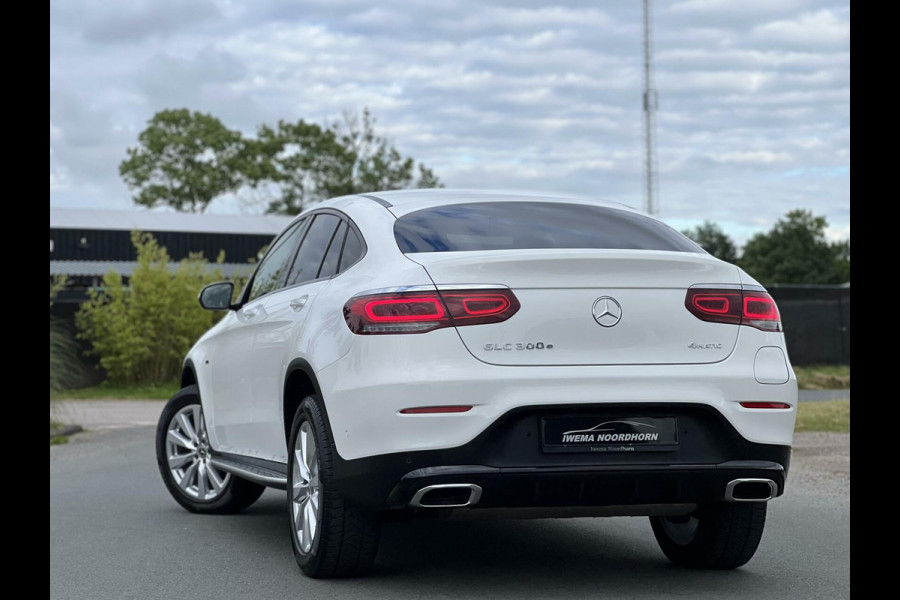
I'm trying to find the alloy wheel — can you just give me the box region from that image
[291,421,321,554]
[165,405,231,501]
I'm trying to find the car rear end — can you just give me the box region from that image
[319,196,797,516]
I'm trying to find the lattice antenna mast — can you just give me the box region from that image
[642,0,660,216]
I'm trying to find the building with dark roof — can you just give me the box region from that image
[50,207,291,307]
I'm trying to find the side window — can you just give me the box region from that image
[339,227,364,272]
[317,221,348,279]
[248,220,306,301]
[287,214,340,286]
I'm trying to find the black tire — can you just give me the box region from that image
[155,385,265,514]
[650,502,768,569]
[288,396,380,578]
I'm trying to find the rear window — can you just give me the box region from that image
[394,202,700,253]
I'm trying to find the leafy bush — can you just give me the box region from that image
[50,277,82,396]
[77,231,233,384]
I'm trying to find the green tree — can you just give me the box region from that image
[248,120,351,215]
[120,109,247,213]
[681,221,738,263]
[740,209,850,284]
[257,108,442,214]
[77,232,232,384]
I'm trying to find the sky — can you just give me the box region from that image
[49,0,850,245]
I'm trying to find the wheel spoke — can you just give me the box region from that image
[168,452,196,469]
[299,428,309,468]
[293,481,309,503]
[295,449,310,482]
[298,497,310,546]
[197,462,209,497]
[167,429,195,451]
[207,464,226,491]
[305,499,317,546]
[177,413,199,444]
[179,460,199,491]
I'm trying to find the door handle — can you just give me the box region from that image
[290,296,309,312]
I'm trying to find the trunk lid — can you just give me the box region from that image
[409,249,741,366]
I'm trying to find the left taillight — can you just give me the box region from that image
[685,287,782,332]
[344,288,520,335]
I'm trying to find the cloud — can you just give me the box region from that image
[83,0,222,43]
[710,150,792,165]
[753,9,850,47]
[49,0,850,240]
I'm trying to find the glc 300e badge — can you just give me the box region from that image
[592,296,623,327]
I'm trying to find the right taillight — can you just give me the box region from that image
[344,288,520,335]
[685,288,781,332]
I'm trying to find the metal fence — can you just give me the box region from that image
[767,284,850,366]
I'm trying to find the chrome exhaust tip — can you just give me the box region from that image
[409,484,483,508]
[724,478,778,502]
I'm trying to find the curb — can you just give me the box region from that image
[50,425,83,439]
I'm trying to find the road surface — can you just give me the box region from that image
[51,424,848,599]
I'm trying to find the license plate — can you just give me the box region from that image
[541,416,679,453]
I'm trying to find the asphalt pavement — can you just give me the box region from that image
[50,423,849,600]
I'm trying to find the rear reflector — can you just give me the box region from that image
[685,288,782,332]
[344,288,520,334]
[739,402,792,409]
[400,406,473,414]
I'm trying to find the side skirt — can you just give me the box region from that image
[209,451,288,490]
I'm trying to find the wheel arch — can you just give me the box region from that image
[181,359,198,389]
[283,358,328,448]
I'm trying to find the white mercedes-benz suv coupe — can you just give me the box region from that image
[156,190,797,578]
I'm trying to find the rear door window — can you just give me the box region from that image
[317,221,348,279]
[286,214,341,286]
[338,228,364,272]
[393,202,700,253]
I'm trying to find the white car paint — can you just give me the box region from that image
[187,190,797,464]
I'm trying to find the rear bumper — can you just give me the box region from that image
[329,403,791,510]
[316,327,797,462]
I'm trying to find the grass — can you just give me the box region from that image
[50,436,69,445]
[793,364,850,390]
[51,380,179,401]
[795,399,850,433]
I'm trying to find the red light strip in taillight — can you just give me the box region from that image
[685,288,781,331]
[740,402,792,409]
[692,294,731,314]
[363,297,446,322]
[399,405,473,414]
[344,288,520,334]
[460,295,511,316]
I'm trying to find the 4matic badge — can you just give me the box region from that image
[483,342,554,351]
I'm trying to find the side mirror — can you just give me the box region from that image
[199,281,235,311]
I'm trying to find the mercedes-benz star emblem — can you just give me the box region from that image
[592,296,623,328]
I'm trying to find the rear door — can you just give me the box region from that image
[249,212,346,460]
[395,201,741,366]
[208,218,307,454]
